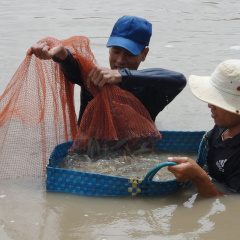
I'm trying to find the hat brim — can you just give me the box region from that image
[189,75,240,114]
[106,36,145,56]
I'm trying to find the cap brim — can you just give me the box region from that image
[106,36,145,56]
[189,75,240,114]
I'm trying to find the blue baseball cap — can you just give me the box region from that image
[106,15,152,56]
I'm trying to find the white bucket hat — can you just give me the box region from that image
[189,59,240,115]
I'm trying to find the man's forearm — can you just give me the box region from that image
[119,68,186,91]
[54,47,68,60]
[192,170,223,197]
[52,49,83,85]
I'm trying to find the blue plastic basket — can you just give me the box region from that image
[46,131,207,196]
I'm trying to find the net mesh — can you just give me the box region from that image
[0,36,161,179]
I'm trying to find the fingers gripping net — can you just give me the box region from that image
[0,36,161,179]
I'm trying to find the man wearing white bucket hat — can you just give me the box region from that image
[168,59,240,197]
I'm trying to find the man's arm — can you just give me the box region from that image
[119,68,186,93]
[86,67,186,91]
[52,49,84,85]
[85,67,186,121]
[168,157,223,197]
[31,42,84,85]
[119,68,186,120]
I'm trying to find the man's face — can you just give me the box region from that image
[109,46,149,70]
[208,104,240,128]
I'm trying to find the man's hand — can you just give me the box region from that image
[87,66,122,89]
[167,157,202,182]
[168,157,223,197]
[31,42,68,60]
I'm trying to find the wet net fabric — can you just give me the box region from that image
[0,36,161,179]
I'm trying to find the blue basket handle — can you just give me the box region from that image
[143,161,178,181]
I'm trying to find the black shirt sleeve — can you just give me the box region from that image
[119,68,186,91]
[52,49,93,125]
[52,49,84,86]
[119,68,187,121]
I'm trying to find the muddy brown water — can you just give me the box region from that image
[1,0,240,239]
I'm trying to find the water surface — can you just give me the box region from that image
[1,0,240,239]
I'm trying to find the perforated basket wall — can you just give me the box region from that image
[46,131,207,196]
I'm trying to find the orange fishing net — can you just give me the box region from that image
[0,36,161,179]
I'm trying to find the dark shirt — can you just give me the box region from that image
[53,49,186,125]
[206,125,240,192]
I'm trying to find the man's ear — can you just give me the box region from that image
[141,47,149,62]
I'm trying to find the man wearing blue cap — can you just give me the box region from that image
[31,15,186,125]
